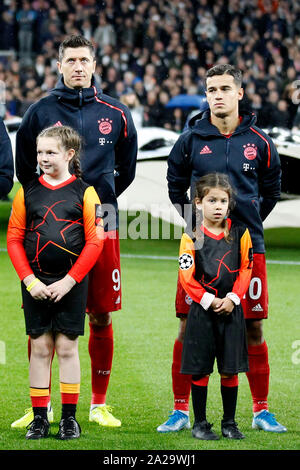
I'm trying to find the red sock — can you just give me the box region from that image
[172,339,191,411]
[89,322,113,405]
[192,375,210,387]
[220,375,239,387]
[30,387,49,408]
[28,338,53,407]
[60,383,80,405]
[246,341,269,413]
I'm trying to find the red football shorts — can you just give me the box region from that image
[241,253,268,319]
[86,230,121,315]
[175,253,268,319]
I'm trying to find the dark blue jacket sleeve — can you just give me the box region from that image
[0,118,14,198]
[259,135,281,221]
[167,132,192,218]
[15,104,40,185]
[114,106,137,198]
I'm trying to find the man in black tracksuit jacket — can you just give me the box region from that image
[167,108,280,254]
[16,78,137,229]
[157,64,286,436]
[13,35,137,430]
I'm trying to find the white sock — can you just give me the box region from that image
[253,409,268,417]
[90,403,105,411]
[175,409,189,416]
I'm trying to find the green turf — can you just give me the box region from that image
[0,185,299,451]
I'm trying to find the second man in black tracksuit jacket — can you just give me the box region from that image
[167,109,281,254]
[16,76,137,231]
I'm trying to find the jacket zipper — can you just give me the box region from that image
[79,90,83,136]
[225,137,230,171]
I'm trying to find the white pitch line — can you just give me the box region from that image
[120,253,300,265]
[121,253,177,261]
[1,248,300,265]
[266,259,300,265]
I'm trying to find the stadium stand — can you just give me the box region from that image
[0,0,299,131]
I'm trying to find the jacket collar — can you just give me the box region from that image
[50,76,102,105]
[188,109,257,137]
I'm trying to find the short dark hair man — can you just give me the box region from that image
[157,64,286,435]
[13,35,137,430]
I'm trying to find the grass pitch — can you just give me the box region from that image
[0,185,299,453]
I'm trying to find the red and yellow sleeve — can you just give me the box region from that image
[178,232,209,305]
[7,187,34,280]
[68,186,104,283]
[231,228,253,300]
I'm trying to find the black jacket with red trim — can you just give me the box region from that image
[167,109,281,253]
[16,77,137,230]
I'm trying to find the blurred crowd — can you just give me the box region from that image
[1,0,300,131]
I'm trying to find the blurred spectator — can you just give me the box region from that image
[133,78,147,105]
[0,9,17,51]
[143,63,157,92]
[223,29,241,60]
[194,10,217,41]
[93,13,116,56]
[157,90,176,129]
[276,99,290,128]
[120,17,137,49]
[34,55,46,84]
[258,90,290,128]
[16,0,37,63]
[32,0,51,51]
[123,71,136,93]
[39,7,62,38]
[120,90,144,129]
[81,19,93,41]
[102,65,120,97]
[5,88,22,117]
[143,90,161,127]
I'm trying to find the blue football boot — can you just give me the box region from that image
[157,410,191,433]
